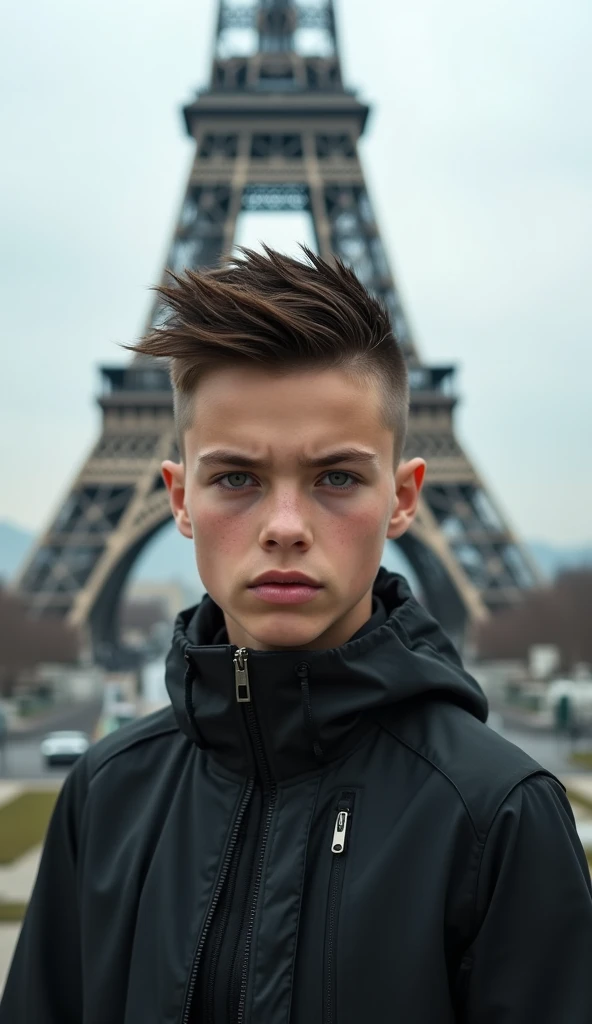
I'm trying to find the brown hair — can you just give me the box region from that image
[130,244,409,463]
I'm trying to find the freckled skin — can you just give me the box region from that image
[162,366,425,652]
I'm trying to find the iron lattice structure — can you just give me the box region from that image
[15,0,540,659]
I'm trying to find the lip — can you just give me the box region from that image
[249,571,322,588]
[249,583,322,605]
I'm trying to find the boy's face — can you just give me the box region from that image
[163,365,425,652]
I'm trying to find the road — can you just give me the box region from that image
[0,697,589,781]
[499,721,589,777]
[490,707,592,776]
[0,699,103,780]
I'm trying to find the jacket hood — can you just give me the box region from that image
[165,567,488,780]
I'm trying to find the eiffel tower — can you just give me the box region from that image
[14,0,540,661]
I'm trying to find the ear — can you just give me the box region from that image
[386,458,426,541]
[161,460,193,539]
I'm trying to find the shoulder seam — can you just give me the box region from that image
[378,719,557,842]
[486,765,563,831]
[467,769,558,947]
[378,719,481,842]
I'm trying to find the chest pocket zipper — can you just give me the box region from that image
[324,792,355,1024]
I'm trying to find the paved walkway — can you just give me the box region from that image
[0,784,22,810]
[0,926,20,994]
[567,775,592,846]
[0,781,54,994]
[0,846,41,904]
[6,697,103,739]
[566,774,592,802]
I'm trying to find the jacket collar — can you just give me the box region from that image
[165,567,488,781]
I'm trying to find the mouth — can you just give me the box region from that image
[248,578,323,605]
[248,573,322,588]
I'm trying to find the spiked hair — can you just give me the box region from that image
[129,244,409,464]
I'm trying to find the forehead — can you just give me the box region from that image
[187,365,390,458]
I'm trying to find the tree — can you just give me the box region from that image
[120,598,169,636]
[476,569,592,671]
[0,584,79,696]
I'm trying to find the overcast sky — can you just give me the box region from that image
[1,0,591,546]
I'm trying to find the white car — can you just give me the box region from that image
[40,730,90,768]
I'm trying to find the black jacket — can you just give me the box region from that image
[2,568,592,1023]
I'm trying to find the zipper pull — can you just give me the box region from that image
[234,648,251,703]
[331,808,350,854]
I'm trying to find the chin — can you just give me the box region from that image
[244,615,328,651]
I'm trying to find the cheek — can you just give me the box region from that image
[191,500,248,557]
[327,504,386,552]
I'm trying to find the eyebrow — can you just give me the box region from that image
[196,447,380,470]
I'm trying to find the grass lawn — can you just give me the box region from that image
[569,750,592,770]
[563,787,592,873]
[0,791,58,864]
[565,785,592,817]
[0,785,588,926]
[0,901,27,923]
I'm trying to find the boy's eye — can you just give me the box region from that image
[324,472,357,489]
[214,472,359,491]
[220,472,254,489]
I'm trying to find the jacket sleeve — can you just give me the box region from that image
[0,754,88,1023]
[457,772,592,1022]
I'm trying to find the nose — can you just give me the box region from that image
[258,491,313,549]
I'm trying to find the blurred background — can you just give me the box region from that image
[0,0,591,986]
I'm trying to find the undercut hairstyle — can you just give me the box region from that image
[129,244,409,465]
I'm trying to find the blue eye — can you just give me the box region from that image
[213,472,360,492]
[323,472,358,490]
[214,473,255,490]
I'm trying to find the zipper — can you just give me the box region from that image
[235,648,251,702]
[324,792,355,1024]
[234,648,278,1024]
[181,779,254,1024]
[204,824,246,1023]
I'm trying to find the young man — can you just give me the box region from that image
[2,246,591,1022]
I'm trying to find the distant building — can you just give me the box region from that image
[125,580,199,623]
